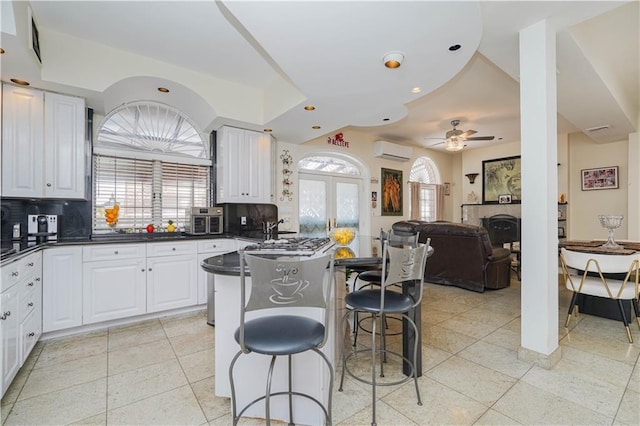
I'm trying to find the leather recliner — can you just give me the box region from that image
[392,220,512,292]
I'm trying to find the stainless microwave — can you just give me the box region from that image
[186,207,224,235]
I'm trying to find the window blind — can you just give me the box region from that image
[93,155,209,233]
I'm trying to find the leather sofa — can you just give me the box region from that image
[392,220,512,292]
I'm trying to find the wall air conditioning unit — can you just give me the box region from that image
[372,141,413,162]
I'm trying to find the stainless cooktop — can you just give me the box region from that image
[243,237,333,256]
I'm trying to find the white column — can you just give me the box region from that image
[628,133,639,240]
[518,20,561,367]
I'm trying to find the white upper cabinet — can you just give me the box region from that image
[216,126,274,203]
[2,84,86,199]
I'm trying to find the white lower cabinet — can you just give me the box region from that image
[1,286,20,396]
[43,246,83,332]
[197,239,237,304]
[82,244,147,324]
[147,242,198,312]
[1,251,42,398]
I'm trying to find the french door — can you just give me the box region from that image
[298,173,361,237]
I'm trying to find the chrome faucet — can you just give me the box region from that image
[263,219,284,234]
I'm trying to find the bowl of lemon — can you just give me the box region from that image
[331,227,356,246]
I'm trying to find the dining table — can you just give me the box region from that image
[333,235,434,377]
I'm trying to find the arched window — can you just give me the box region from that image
[409,157,442,222]
[93,101,210,233]
[410,157,440,184]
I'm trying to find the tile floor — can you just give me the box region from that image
[1,277,639,425]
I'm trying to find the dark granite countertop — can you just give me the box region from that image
[0,231,287,265]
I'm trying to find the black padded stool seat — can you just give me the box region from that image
[346,289,414,314]
[234,315,325,355]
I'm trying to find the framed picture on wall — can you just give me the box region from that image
[381,168,403,216]
[581,166,618,190]
[482,155,521,204]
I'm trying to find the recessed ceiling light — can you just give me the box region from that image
[383,52,404,69]
[304,105,316,111]
[157,87,170,93]
[312,125,321,130]
[263,128,273,133]
[448,44,462,51]
[10,78,30,86]
[0,48,5,54]
[411,87,422,94]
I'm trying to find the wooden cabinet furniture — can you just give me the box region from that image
[82,244,147,324]
[1,251,42,398]
[1,84,86,199]
[146,242,198,312]
[42,246,83,332]
[216,126,274,203]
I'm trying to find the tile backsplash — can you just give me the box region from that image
[0,198,92,244]
[221,203,278,236]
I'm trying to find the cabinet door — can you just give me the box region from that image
[43,247,83,332]
[1,85,44,198]
[217,127,273,203]
[83,258,147,324]
[1,286,20,396]
[44,93,86,199]
[147,255,198,313]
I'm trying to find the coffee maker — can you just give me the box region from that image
[27,215,58,246]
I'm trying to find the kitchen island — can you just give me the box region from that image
[201,236,433,424]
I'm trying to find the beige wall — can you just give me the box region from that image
[568,133,628,240]
[275,129,455,235]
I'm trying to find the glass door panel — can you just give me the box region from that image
[299,174,361,237]
[299,177,327,236]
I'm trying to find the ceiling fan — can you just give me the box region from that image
[428,120,495,151]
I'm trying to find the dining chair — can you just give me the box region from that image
[560,247,640,343]
[338,239,430,426]
[229,252,335,425]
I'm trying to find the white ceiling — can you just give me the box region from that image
[1,0,637,153]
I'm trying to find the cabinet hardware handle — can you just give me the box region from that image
[28,262,34,266]
[12,272,19,277]
[28,302,34,307]
[172,248,176,251]
[1,311,11,320]
[28,332,35,337]
[36,277,41,282]
[46,183,52,187]
[114,251,119,255]
[28,282,34,287]
[148,268,152,272]
[212,245,217,248]
[141,269,145,272]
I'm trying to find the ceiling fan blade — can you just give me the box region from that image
[424,140,445,147]
[460,130,477,138]
[464,136,495,141]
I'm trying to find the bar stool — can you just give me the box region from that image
[352,230,420,350]
[229,252,335,425]
[339,239,430,426]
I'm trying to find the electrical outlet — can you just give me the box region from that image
[241,216,247,225]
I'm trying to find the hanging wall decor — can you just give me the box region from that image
[280,150,293,201]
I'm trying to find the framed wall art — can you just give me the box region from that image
[482,155,521,204]
[381,168,403,216]
[581,166,618,191]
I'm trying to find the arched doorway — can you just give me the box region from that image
[298,154,367,237]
